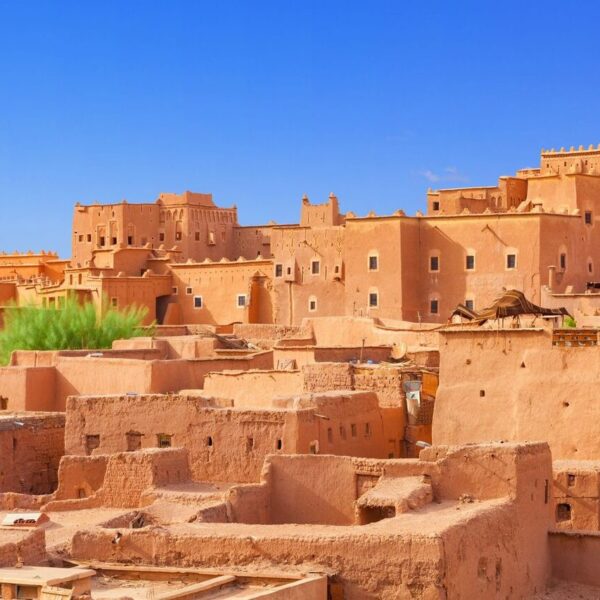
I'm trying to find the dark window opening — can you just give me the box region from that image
[567,473,576,487]
[275,264,283,277]
[246,437,254,452]
[327,428,333,443]
[194,296,203,309]
[0,396,7,410]
[430,299,439,314]
[85,434,100,455]
[276,439,282,450]
[369,255,378,270]
[159,233,165,242]
[207,436,213,447]
[195,231,200,241]
[432,201,440,211]
[99,236,106,247]
[369,293,378,307]
[111,237,117,245]
[430,256,439,271]
[351,424,357,437]
[507,254,516,269]
[157,434,172,448]
[480,389,485,397]
[465,299,474,310]
[556,503,572,522]
[311,260,320,275]
[126,431,142,452]
[466,255,475,270]
[585,211,593,225]
[560,253,567,270]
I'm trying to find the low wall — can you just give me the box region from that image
[549,530,600,587]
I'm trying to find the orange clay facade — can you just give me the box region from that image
[3,145,600,327]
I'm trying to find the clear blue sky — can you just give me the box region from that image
[1,1,600,256]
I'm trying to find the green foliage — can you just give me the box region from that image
[0,295,151,365]
[563,315,577,328]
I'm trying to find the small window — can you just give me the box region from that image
[87,234,92,242]
[309,441,319,454]
[556,503,572,522]
[275,264,283,277]
[99,236,106,247]
[175,232,182,241]
[369,292,379,308]
[327,428,333,443]
[309,297,317,312]
[126,431,142,452]
[466,255,475,270]
[221,231,226,242]
[368,255,378,271]
[206,436,213,447]
[506,254,517,269]
[172,287,178,295]
[585,211,593,225]
[186,287,193,295]
[351,424,357,437]
[159,232,165,242]
[311,260,320,275]
[365,422,371,437]
[432,201,440,211]
[195,231,200,241]
[111,298,118,308]
[237,294,247,308]
[157,433,172,448]
[286,266,292,275]
[589,262,593,274]
[430,256,439,272]
[465,299,474,310]
[78,234,83,242]
[111,237,117,245]
[0,397,7,410]
[430,299,439,314]
[85,434,100,455]
[276,439,283,450]
[339,425,347,440]
[208,231,216,245]
[560,253,567,270]
[193,296,203,309]
[127,236,133,245]
[246,437,254,453]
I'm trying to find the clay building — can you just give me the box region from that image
[4,145,600,327]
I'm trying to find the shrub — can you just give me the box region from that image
[0,295,151,365]
[563,315,577,328]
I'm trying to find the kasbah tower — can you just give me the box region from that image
[4,144,600,598]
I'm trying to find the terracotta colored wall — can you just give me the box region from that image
[433,328,600,460]
[53,455,109,500]
[549,530,600,588]
[0,367,56,411]
[0,414,65,494]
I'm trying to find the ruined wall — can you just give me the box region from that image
[0,529,46,567]
[0,414,65,494]
[53,455,109,501]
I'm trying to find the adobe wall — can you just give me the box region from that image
[203,370,303,407]
[70,442,552,599]
[0,528,46,567]
[0,413,65,494]
[53,455,109,501]
[549,531,600,588]
[0,366,56,411]
[433,328,600,459]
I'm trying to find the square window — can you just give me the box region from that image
[157,433,172,448]
[466,255,475,270]
[87,234,92,242]
[309,299,317,311]
[430,299,439,314]
[369,292,378,307]
[465,299,474,310]
[159,233,165,242]
[585,211,593,225]
[432,201,440,211]
[275,264,283,277]
[506,254,516,269]
[172,287,178,295]
[127,236,133,245]
[186,287,193,295]
[430,256,439,271]
[237,294,247,307]
[368,255,378,271]
[311,260,320,275]
[193,296,203,309]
